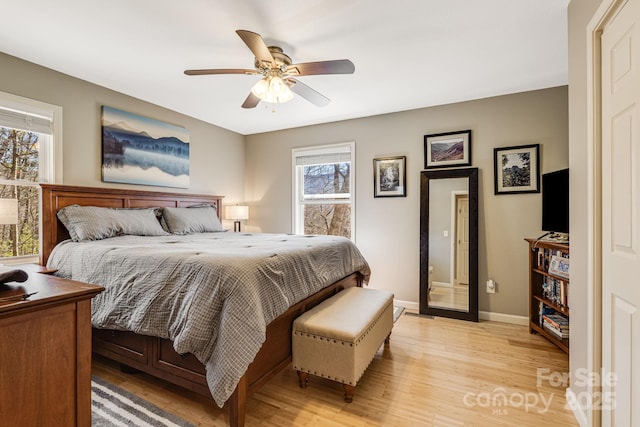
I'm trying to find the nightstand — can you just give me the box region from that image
[0,264,104,427]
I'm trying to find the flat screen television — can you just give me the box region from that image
[542,168,569,237]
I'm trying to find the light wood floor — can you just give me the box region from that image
[429,284,469,311]
[92,313,579,426]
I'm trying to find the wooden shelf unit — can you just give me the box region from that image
[525,238,570,354]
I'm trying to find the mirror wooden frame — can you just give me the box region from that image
[420,167,478,321]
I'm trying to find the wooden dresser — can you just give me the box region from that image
[0,264,103,427]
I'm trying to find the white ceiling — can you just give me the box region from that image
[1,0,569,135]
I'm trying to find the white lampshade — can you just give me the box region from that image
[225,205,249,221]
[250,78,269,99]
[0,198,18,225]
[251,76,294,104]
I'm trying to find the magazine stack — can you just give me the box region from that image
[542,313,569,339]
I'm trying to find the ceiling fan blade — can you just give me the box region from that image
[288,78,330,107]
[286,59,355,76]
[241,92,261,109]
[236,30,274,67]
[184,68,257,76]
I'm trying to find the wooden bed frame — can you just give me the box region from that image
[40,184,363,427]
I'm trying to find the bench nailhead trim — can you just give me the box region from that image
[295,354,380,386]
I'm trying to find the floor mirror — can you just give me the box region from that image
[420,167,478,321]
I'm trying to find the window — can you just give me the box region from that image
[0,91,62,262]
[292,142,355,240]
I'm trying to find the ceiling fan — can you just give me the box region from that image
[184,30,355,109]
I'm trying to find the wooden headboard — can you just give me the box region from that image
[40,184,224,266]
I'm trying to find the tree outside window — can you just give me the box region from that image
[302,163,351,238]
[0,127,40,257]
[293,143,354,240]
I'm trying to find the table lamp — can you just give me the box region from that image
[0,198,18,225]
[225,205,249,232]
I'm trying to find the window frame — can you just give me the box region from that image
[291,142,355,241]
[0,90,63,264]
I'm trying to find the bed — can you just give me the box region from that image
[40,184,370,427]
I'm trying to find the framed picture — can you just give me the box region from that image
[493,144,540,194]
[549,255,570,280]
[374,156,406,197]
[101,106,190,189]
[424,130,472,169]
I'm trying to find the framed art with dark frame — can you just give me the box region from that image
[373,156,406,197]
[424,129,472,169]
[493,143,540,195]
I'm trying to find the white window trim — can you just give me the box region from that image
[0,90,63,264]
[291,141,356,241]
[0,90,63,184]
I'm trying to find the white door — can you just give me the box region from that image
[601,0,640,424]
[455,196,469,285]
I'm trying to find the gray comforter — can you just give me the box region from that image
[47,232,370,406]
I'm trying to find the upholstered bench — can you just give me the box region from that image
[292,287,394,403]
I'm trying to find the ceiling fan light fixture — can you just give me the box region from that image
[185,30,354,108]
[251,75,294,104]
[250,78,269,99]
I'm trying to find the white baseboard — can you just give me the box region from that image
[392,304,528,325]
[478,311,528,325]
[565,387,588,427]
[393,299,419,312]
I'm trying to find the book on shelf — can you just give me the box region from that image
[541,276,569,308]
[541,312,569,339]
[537,250,545,269]
[538,302,556,324]
[543,322,569,339]
[542,314,569,329]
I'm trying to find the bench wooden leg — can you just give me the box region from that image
[343,384,355,403]
[384,331,391,344]
[297,371,309,388]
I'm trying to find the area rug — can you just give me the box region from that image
[393,306,405,323]
[92,376,196,427]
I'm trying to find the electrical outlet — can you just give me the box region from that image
[486,279,496,293]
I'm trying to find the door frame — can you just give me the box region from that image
[582,1,629,426]
[450,190,468,286]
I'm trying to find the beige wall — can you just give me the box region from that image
[0,52,246,228]
[568,0,603,423]
[246,86,568,314]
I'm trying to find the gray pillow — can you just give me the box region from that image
[161,205,223,234]
[57,205,168,241]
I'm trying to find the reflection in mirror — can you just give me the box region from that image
[420,167,478,322]
[428,177,469,312]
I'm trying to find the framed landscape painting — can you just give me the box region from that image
[101,106,190,188]
[493,144,540,194]
[374,156,406,197]
[424,130,471,169]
